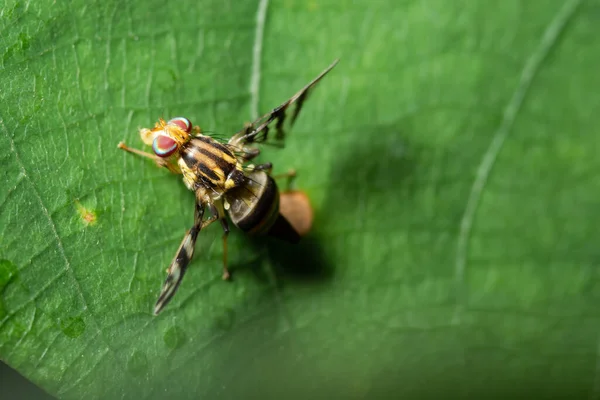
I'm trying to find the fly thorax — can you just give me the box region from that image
[224,169,246,190]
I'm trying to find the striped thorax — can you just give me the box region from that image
[179,135,245,199]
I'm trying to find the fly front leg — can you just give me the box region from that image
[117,142,180,173]
[118,141,161,162]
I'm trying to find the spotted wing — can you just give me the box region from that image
[228,59,339,148]
[154,202,205,315]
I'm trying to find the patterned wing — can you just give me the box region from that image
[228,59,339,148]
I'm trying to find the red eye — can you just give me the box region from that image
[167,117,192,133]
[152,134,178,158]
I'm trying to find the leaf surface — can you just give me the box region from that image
[1,0,600,398]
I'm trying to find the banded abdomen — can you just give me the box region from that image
[225,171,300,243]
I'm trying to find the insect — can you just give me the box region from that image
[118,60,338,315]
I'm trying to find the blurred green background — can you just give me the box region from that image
[1,0,600,398]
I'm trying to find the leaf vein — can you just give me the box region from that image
[454,0,582,312]
[57,347,110,397]
[249,0,269,120]
[6,307,37,359]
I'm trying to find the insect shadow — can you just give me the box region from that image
[233,122,415,286]
[237,232,333,287]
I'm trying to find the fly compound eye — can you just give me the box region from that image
[167,117,192,133]
[152,134,178,158]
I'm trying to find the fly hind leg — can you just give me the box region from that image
[245,162,272,174]
[273,168,297,191]
[245,162,297,190]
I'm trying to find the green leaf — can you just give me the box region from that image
[1,0,599,398]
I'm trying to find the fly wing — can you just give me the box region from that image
[228,59,339,148]
[154,202,205,315]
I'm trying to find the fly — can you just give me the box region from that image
[118,59,338,314]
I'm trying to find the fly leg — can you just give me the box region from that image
[118,141,162,162]
[202,203,219,229]
[245,162,273,174]
[245,162,297,190]
[272,168,297,191]
[239,146,261,162]
[117,142,180,173]
[204,203,231,281]
[272,168,296,179]
[220,217,231,281]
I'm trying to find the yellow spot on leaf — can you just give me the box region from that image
[75,200,97,226]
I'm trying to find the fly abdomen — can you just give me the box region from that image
[225,171,300,243]
[226,171,278,234]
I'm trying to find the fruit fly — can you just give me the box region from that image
[118,60,338,315]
